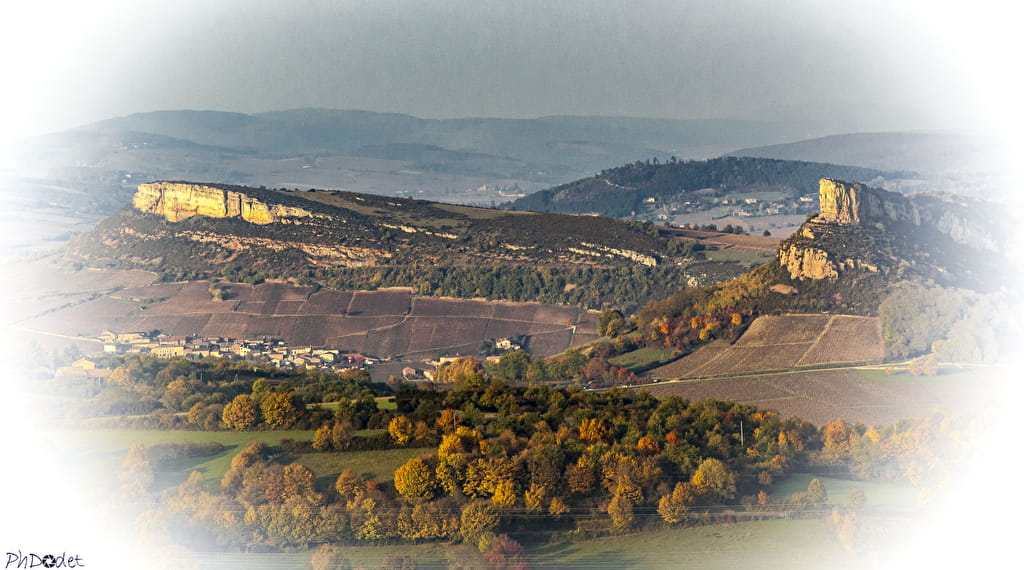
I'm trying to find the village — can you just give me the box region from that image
[53,330,525,388]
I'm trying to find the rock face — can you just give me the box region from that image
[133,182,315,224]
[817,178,997,250]
[777,244,838,280]
[778,178,1003,281]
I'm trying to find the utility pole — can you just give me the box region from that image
[740,420,744,447]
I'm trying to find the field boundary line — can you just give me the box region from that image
[794,315,838,367]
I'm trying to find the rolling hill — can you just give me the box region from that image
[507,156,913,218]
[63,181,746,309]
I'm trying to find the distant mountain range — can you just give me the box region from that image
[4,108,812,215]
[3,109,1011,259]
[728,131,1014,200]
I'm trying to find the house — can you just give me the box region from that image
[151,345,185,358]
[71,358,97,370]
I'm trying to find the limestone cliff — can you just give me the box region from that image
[133,182,316,224]
[777,244,837,280]
[778,178,1003,282]
[817,178,997,250]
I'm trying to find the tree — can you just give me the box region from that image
[495,350,531,382]
[310,544,351,570]
[460,501,499,547]
[848,487,866,509]
[389,416,414,446]
[120,442,153,501]
[607,492,635,531]
[691,457,736,501]
[222,394,259,430]
[598,308,625,336]
[334,469,365,501]
[806,478,828,504]
[261,391,301,429]
[312,424,333,451]
[394,457,436,502]
[578,417,607,442]
[657,481,697,524]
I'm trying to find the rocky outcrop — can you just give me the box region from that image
[133,182,316,224]
[778,243,838,280]
[818,178,997,250]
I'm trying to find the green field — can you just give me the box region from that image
[52,429,430,492]
[771,473,919,511]
[609,346,678,372]
[186,519,858,569]
[311,396,397,411]
[292,446,435,489]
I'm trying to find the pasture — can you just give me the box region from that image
[51,428,434,493]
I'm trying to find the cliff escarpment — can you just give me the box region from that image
[817,178,998,250]
[133,182,318,224]
[776,178,1004,288]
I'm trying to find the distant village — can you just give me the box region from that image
[96,330,380,370]
[54,330,524,388]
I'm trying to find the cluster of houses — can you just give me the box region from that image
[96,331,380,371]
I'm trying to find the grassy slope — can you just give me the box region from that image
[55,429,430,491]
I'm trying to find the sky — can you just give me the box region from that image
[2,0,1021,139]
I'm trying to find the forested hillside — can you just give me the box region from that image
[509,156,912,217]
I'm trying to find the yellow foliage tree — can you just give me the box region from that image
[261,392,301,429]
[312,424,332,451]
[579,417,608,443]
[394,457,436,502]
[388,416,414,446]
[691,457,736,501]
[607,492,635,531]
[637,435,661,454]
[222,394,259,430]
[657,481,697,524]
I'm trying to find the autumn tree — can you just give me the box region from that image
[848,487,866,509]
[394,456,437,503]
[607,492,635,531]
[120,442,154,501]
[460,501,499,549]
[310,544,351,570]
[334,469,366,502]
[578,417,608,443]
[657,481,697,524]
[389,416,414,446]
[260,391,302,429]
[222,394,259,430]
[691,457,736,501]
[312,424,333,451]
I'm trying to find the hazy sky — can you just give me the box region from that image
[3,0,1020,138]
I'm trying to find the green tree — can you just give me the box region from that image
[460,501,499,548]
